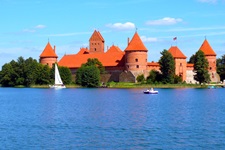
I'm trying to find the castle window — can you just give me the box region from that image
[210,67,212,70]
[137,65,139,68]
[135,58,138,62]
[180,63,182,66]
[94,48,96,51]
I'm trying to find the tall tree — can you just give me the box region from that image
[75,58,103,87]
[58,66,72,84]
[193,50,210,84]
[85,58,105,74]
[81,65,100,87]
[146,70,162,84]
[188,54,196,63]
[216,54,225,81]
[159,49,175,84]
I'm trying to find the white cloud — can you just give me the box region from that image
[22,29,36,33]
[106,22,135,30]
[146,17,183,26]
[35,25,46,29]
[141,36,158,43]
[197,0,217,3]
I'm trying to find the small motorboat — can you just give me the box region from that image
[143,88,158,94]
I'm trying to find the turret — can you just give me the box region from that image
[39,42,58,68]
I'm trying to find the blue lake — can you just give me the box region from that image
[0,87,225,149]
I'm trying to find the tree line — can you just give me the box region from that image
[0,56,72,87]
[1,50,225,87]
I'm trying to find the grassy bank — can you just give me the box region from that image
[1,83,209,89]
[30,84,81,88]
[107,82,208,89]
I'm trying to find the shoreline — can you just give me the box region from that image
[1,83,224,89]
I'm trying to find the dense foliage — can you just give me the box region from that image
[217,54,225,81]
[188,54,195,63]
[159,49,175,84]
[0,57,72,87]
[75,58,104,87]
[193,50,210,84]
[146,70,162,84]
[136,74,145,83]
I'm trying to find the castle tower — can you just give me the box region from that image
[89,30,105,54]
[39,42,58,68]
[168,46,187,81]
[199,39,219,82]
[124,32,148,76]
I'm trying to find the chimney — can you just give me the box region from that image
[127,38,130,45]
[54,46,56,52]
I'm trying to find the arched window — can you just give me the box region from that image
[135,58,138,62]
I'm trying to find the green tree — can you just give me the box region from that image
[58,66,72,84]
[81,65,100,87]
[159,49,175,84]
[36,64,51,85]
[75,58,103,87]
[188,54,196,63]
[216,55,225,81]
[85,58,105,74]
[146,70,162,84]
[0,63,17,87]
[193,50,210,84]
[136,74,145,83]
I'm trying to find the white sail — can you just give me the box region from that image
[49,64,66,88]
[55,64,63,85]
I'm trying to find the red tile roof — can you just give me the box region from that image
[106,45,124,53]
[125,32,148,51]
[187,63,194,67]
[168,46,186,59]
[199,39,216,56]
[77,47,89,55]
[89,30,104,42]
[58,45,124,68]
[40,42,58,58]
[147,62,159,66]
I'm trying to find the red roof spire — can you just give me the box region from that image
[125,32,148,51]
[199,39,216,56]
[40,42,58,58]
[168,46,186,59]
[89,30,104,42]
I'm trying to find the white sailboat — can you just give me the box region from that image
[49,64,66,88]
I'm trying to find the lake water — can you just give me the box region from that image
[0,87,225,149]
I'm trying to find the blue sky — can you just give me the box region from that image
[0,0,225,68]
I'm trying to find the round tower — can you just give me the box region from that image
[124,32,148,76]
[39,42,58,68]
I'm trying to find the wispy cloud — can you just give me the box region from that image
[141,36,158,43]
[21,24,46,33]
[146,17,183,26]
[106,22,135,30]
[197,0,217,3]
[34,25,46,29]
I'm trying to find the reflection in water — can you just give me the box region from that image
[0,88,225,149]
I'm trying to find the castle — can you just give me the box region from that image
[39,30,220,83]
